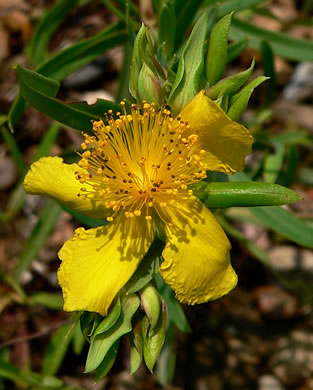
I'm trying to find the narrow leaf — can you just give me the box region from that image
[93,296,122,337]
[169,11,210,115]
[42,324,73,376]
[85,293,140,373]
[30,0,78,67]
[16,65,119,132]
[230,17,313,62]
[206,13,232,85]
[227,75,268,120]
[95,341,120,381]
[192,181,300,208]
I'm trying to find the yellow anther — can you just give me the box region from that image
[134,210,141,216]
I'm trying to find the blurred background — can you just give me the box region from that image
[1,0,313,389]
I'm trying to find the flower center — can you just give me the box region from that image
[75,102,208,221]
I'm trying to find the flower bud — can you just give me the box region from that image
[140,282,161,330]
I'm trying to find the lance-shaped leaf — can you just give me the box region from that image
[85,293,140,373]
[227,76,269,121]
[92,296,122,337]
[230,17,313,62]
[206,12,233,86]
[206,59,255,99]
[159,1,176,58]
[29,0,78,67]
[10,22,127,131]
[168,11,209,115]
[129,24,146,100]
[192,181,301,208]
[16,65,120,132]
[95,341,120,381]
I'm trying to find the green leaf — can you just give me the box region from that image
[216,0,265,18]
[270,131,313,146]
[12,199,62,281]
[38,22,127,81]
[10,22,127,131]
[16,64,119,132]
[30,292,63,310]
[230,172,313,249]
[263,142,285,183]
[227,75,268,120]
[230,17,313,62]
[29,0,78,67]
[159,1,176,58]
[42,324,73,376]
[206,13,233,86]
[85,293,140,373]
[95,341,120,381]
[192,180,300,208]
[0,361,69,389]
[169,11,209,115]
[73,322,85,355]
[93,296,122,337]
[206,59,255,99]
[125,238,163,294]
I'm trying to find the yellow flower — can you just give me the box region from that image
[24,90,253,316]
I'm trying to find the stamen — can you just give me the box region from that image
[75,101,207,223]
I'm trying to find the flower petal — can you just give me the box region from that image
[179,90,253,173]
[58,215,154,315]
[24,156,109,219]
[159,201,237,304]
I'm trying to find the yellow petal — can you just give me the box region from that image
[24,156,109,219]
[179,90,253,173]
[160,201,237,304]
[58,215,154,315]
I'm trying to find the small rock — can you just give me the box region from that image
[272,101,313,131]
[253,285,298,320]
[283,62,313,103]
[270,331,313,385]
[258,375,285,390]
[0,155,17,190]
[62,56,109,89]
[82,89,114,105]
[268,246,313,281]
